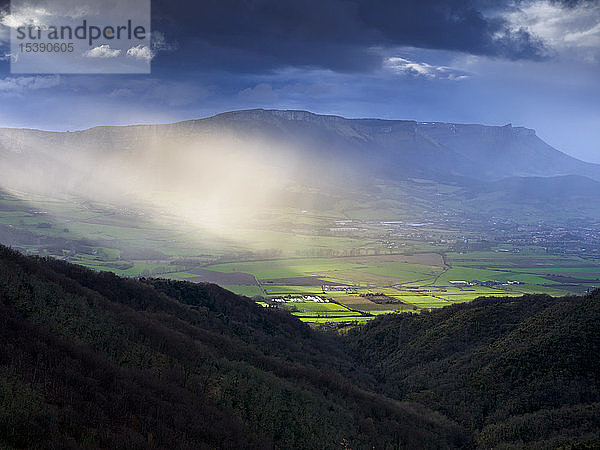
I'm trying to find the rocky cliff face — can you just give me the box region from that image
[0,109,598,182]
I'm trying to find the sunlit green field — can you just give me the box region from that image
[216,252,595,323]
[1,192,598,326]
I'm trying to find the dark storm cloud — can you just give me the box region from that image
[151,0,550,73]
[548,0,599,6]
[357,1,549,59]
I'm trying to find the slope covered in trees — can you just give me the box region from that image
[346,291,600,448]
[0,245,463,449]
[1,243,599,448]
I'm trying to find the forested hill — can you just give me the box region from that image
[1,243,599,448]
[0,244,464,449]
[346,290,600,448]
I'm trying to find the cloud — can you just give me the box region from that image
[139,80,207,106]
[238,83,278,102]
[151,31,178,53]
[0,51,15,62]
[0,1,93,30]
[2,0,594,77]
[126,45,153,61]
[237,80,338,103]
[0,1,88,49]
[504,0,600,62]
[83,45,121,58]
[0,28,7,48]
[149,0,552,74]
[0,6,52,29]
[102,78,209,106]
[0,5,14,45]
[0,75,60,92]
[384,57,470,80]
[109,88,135,98]
[0,0,562,75]
[283,81,336,97]
[0,1,96,55]
[564,22,600,47]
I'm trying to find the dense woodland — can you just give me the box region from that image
[346,292,600,448]
[0,244,598,448]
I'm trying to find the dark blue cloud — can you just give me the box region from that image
[150,0,550,74]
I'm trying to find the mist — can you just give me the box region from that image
[0,128,324,241]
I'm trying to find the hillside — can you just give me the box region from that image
[0,244,464,449]
[346,291,600,448]
[1,245,600,447]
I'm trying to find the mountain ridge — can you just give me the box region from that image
[0,109,599,223]
[1,109,596,181]
[0,109,536,134]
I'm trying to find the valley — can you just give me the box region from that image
[1,110,599,327]
[1,183,597,327]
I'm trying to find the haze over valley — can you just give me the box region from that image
[0,109,598,318]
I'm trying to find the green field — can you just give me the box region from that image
[262,285,325,294]
[295,316,374,324]
[288,302,351,312]
[392,295,450,307]
[197,251,595,321]
[1,192,598,326]
[221,285,265,297]
[274,300,374,324]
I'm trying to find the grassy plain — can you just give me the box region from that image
[1,192,598,326]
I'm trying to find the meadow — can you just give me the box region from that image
[1,191,598,326]
[204,251,596,324]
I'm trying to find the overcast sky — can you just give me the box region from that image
[0,0,599,162]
